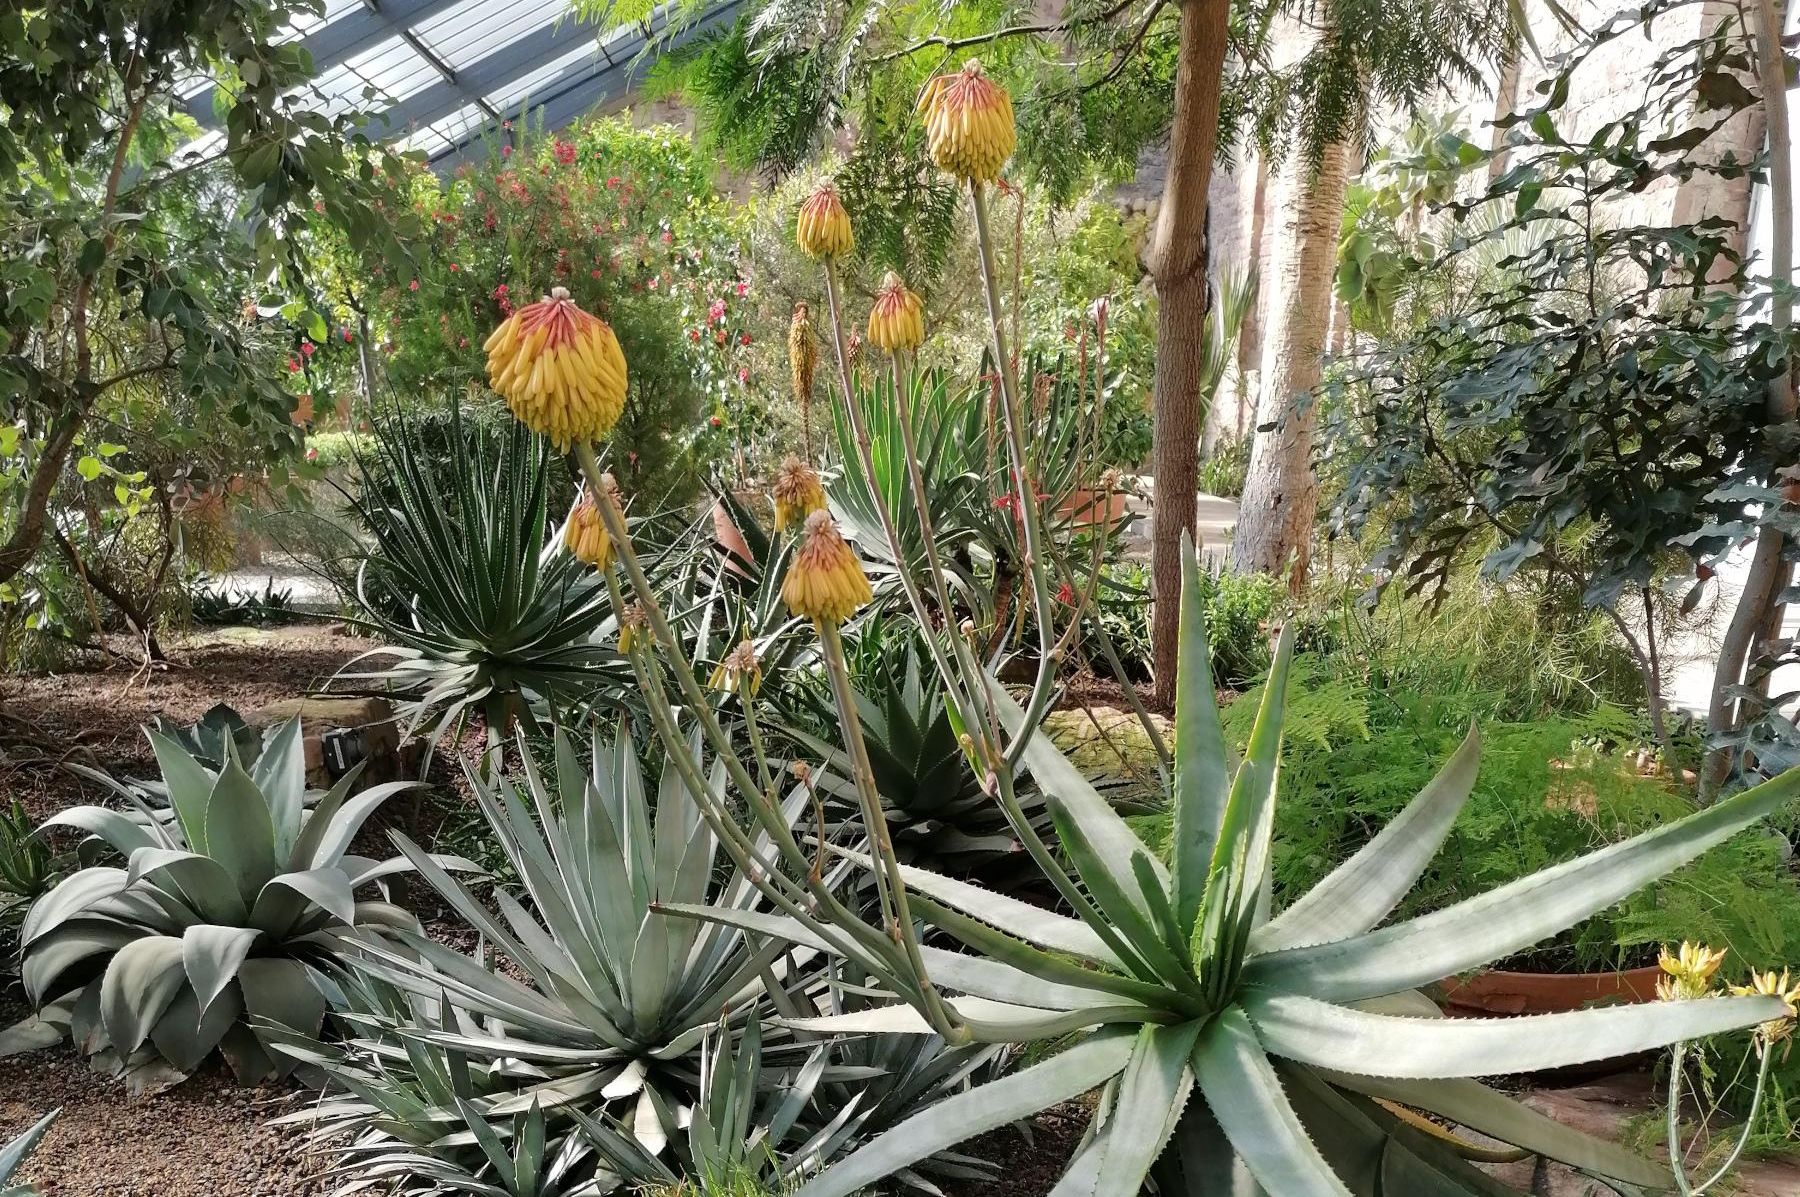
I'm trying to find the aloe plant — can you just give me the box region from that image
[0,1108,56,1197]
[656,540,1800,1196]
[11,719,424,1090]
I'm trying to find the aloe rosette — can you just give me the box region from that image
[15,719,426,1090]
[673,538,1800,1196]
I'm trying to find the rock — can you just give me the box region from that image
[250,696,402,787]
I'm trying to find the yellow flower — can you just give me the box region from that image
[1731,968,1800,1049]
[867,271,925,353]
[617,602,647,654]
[1657,941,1728,1001]
[917,60,1016,183]
[484,287,628,450]
[565,487,613,569]
[772,455,826,534]
[709,638,763,696]
[782,509,871,625]
[788,301,818,407]
[795,184,854,259]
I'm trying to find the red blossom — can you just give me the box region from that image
[448,262,459,272]
[286,358,300,373]
[553,140,577,165]
[689,328,701,342]
[739,333,751,346]
[1056,582,1075,606]
[606,177,620,189]
[737,367,749,383]
[708,299,726,323]
[735,281,749,296]
[408,279,419,291]
[342,328,354,343]
[501,145,512,158]
[299,341,315,358]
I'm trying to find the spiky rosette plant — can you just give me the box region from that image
[11,719,424,1091]
[341,404,633,755]
[271,727,852,1194]
[671,539,1800,1196]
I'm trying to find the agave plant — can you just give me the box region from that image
[0,801,56,927]
[340,403,631,754]
[0,1108,56,1197]
[779,623,1061,892]
[669,541,1800,1196]
[11,719,423,1090]
[271,727,827,1192]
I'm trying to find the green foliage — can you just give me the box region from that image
[341,115,747,507]
[0,0,416,598]
[0,801,54,911]
[1198,436,1250,499]
[339,402,630,750]
[1323,5,1783,619]
[17,719,422,1090]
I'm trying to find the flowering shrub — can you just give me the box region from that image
[348,116,757,500]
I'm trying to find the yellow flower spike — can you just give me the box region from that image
[484,287,628,450]
[867,271,925,353]
[565,487,614,569]
[783,509,872,625]
[788,301,818,407]
[1657,941,1729,1001]
[617,602,647,654]
[709,638,763,696]
[772,455,827,534]
[795,184,854,259]
[917,59,1016,183]
[1731,968,1800,1050]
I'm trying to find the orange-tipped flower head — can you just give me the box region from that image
[918,60,1016,183]
[565,482,617,568]
[867,271,925,353]
[772,455,827,534]
[484,287,628,449]
[783,509,871,625]
[795,185,854,259]
[709,638,763,696]
[617,602,648,654]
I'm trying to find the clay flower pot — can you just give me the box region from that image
[1058,487,1128,530]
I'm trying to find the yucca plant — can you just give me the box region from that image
[272,727,832,1193]
[674,541,1800,1196]
[10,719,424,1090]
[340,403,631,755]
[0,1108,56,1197]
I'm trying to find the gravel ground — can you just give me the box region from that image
[0,1054,329,1196]
[0,623,370,822]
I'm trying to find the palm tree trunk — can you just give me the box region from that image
[1231,137,1354,591]
[1147,0,1231,708]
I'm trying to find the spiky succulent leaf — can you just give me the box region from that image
[746,532,1797,1197]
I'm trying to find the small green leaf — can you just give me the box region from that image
[76,455,103,482]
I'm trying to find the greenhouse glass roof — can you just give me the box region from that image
[186,0,738,168]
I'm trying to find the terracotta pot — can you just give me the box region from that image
[1058,487,1128,529]
[1436,965,1664,1080]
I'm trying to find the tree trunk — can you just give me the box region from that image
[1702,0,1795,798]
[1231,137,1354,591]
[1147,0,1232,708]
